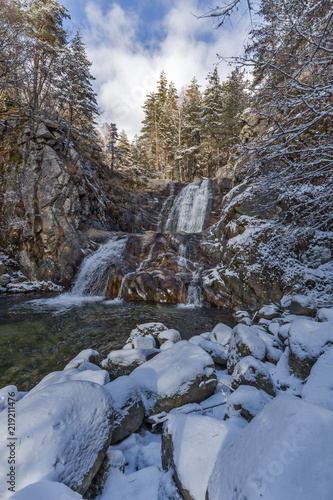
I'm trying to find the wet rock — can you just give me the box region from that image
[231,356,276,396]
[105,376,145,443]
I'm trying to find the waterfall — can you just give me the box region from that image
[164,179,211,233]
[177,242,203,307]
[156,183,175,232]
[71,237,128,296]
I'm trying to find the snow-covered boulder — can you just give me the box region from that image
[283,294,317,317]
[224,386,272,422]
[104,376,145,443]
[130,341,217,416]
[208,323,233,345]
[126,322,168,344]
[317,307,333,322]
[101,348,159,380]
[160,340,177,351]
[131,335,156,350]
[231,356,276,396]
[0,385,18,412]
[189,336,228,367]
[10,481,83,499]
[302,349,333,411]
[266,344,283,364]
[207,395,333,500]
[258,304,281,320]
[288,318,333,378]
[64,349,100,370]
[29,362,110,395]
[162,414,243,500]
[158,328,182,345]
[0,381,114,499]
[227,324,267,374]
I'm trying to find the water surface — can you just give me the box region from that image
[0,293,234,391]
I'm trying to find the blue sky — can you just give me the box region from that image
[62,0,251,138]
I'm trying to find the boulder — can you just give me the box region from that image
[227,324,267,374]
[208,323,233,345]
[36,122,55,140]
[0,381,114,499]
[288,319,333,379]
[64,349,100,369]
[10,481,83,500]
[104,376,145,443]
[301,348,333,411]
[101,348,159,380]
[158,328,182,345]
[29,362,110,395]
[189,336,228,367]
[258,304,281,320]
[162,415,243,500]
[231,356,276,396]
[131,335,156,350]
[126,322,168,343]
[206,395,333,500]
[130,341,217,416]
[224,385,272,422]
[285,294,317,317]
[317,308,333,322]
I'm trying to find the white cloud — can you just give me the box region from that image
[84,0,250,139]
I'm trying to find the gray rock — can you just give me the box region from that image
[288,295,317,317]
[231,356,276,396]
[0,274,11,287]
[105,376,145,443]
[36,122,55,140]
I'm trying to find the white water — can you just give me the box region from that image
[71,237,128,297]
[164,179,211,233]
[156,183,175,232]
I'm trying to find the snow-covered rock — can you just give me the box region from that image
[288,318,333,378]
[316,307,333,322]
[10,481,83,499]
[0,385,18,412]
[64,349,100,370]
[28,363,110,395]
[130,341,217,416]
[162,414,243,500]
[132,335,156,350]
[189,336,228,366]
[126,322,168,344]
[301,348,333,411]
[287,294,317,317]
[224,385,272,422]
[101,348,159,380]
[104,376,145,443]
[258,304,280,320]
[0,381,114,498]
[227,324,267,374]
[207,395,333,500]
[208,323,233,345]
[158,328,182,345]
[160,340,176,351]
[231,356,276,396]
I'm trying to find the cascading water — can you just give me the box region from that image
[177,242,203,308]
[71,237,128,296]
[164,179,211,233]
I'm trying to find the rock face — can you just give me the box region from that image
[129,341,217,416]
[0,381,114,499]
[207,395,333,500]
[104,376,145,443]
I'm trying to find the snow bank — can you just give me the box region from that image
[10,481,83,499]
[207,394,333,500]
[302,348,333,411]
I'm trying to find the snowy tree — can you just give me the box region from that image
[54,30,99,155]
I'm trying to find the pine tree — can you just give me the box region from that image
[54,30,99,155]
[180,77,202,180]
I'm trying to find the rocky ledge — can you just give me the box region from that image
[1,293,333,499]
